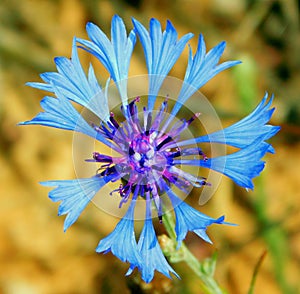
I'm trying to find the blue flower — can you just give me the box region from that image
[20,16,279,283]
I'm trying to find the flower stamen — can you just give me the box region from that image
[89,98,206,209]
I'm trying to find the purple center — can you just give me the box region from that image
[88,98,209,217]
[129,133,157,172]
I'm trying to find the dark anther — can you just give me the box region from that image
[128,147,135,156]
[99,166,117,176]
[169,150,181,158]
[92,123,114,139]
[93,152,113,163]
[156,136,172,151]
[144,184,151,192]
[158,214,163,223]
[120,184,131,197]
[187,112,200,125]
[128,96,140,116]
[139,156,145,167]
[198,149,208,161]
[109,112,120,129]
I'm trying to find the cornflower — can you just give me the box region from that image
[20,15,279,283]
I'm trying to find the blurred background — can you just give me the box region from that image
[0,0,299,293]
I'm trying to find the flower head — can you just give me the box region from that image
[20,15,279,282]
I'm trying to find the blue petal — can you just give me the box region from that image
[77,15,136,104]
[170,34,241,118]
[27,39,109,121]
[18,90,114,148]
[131,17,152,69]
[165,188,228,248]
[41,176,112,231]
[179,138,270,189]
[132,17,193,111]
[194,93,280,153]
[96,199,142,269]
[126,199,178,283]
[78,23,115,74]
[174,93,280,153]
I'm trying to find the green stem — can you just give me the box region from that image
[247,250,267,294]
[162,211,227,294]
